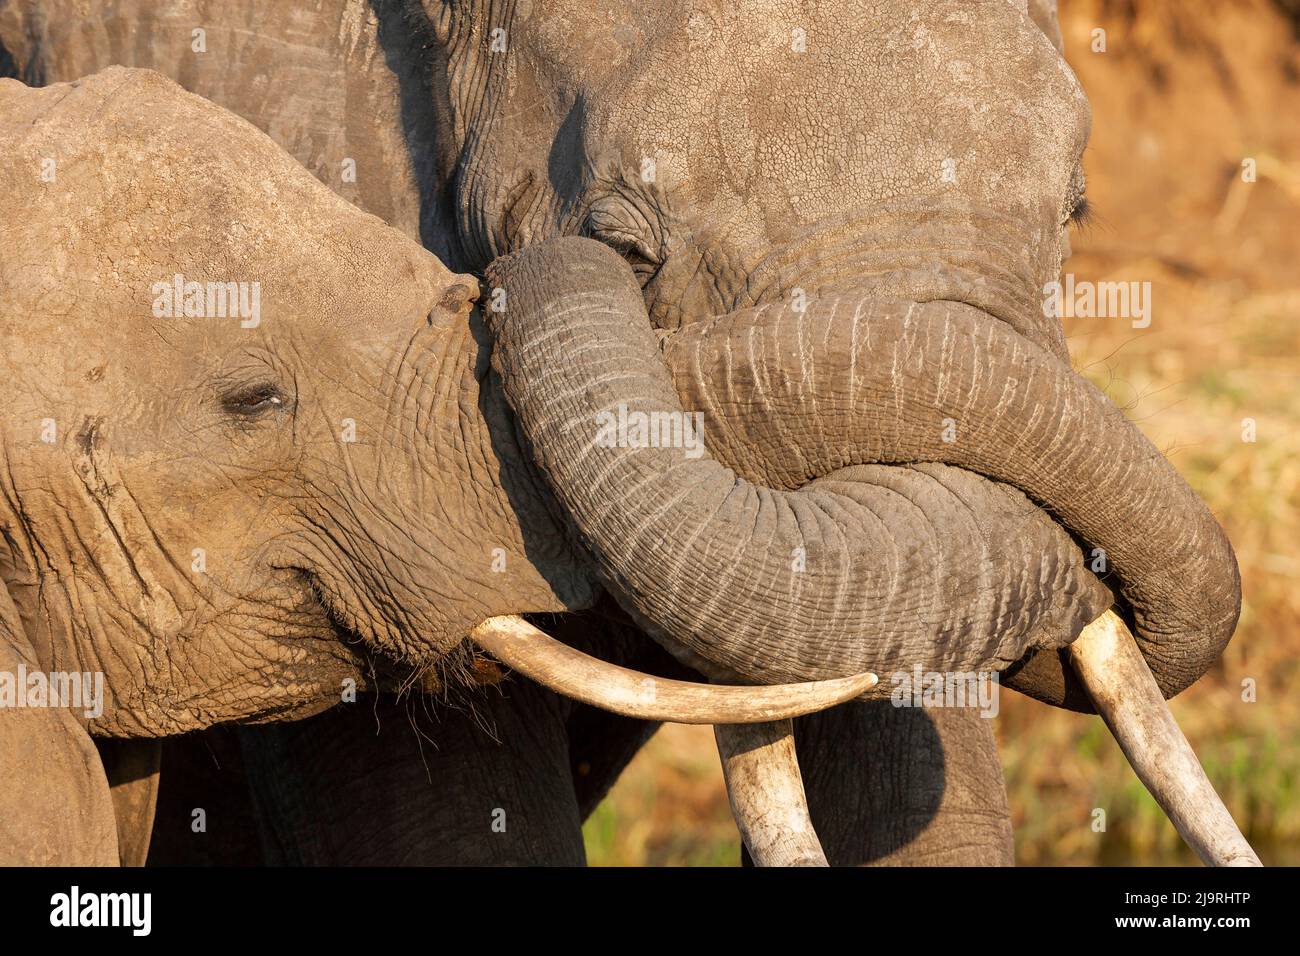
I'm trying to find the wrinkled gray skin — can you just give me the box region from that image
[0,0,1240,866]
[0,67,602,862]
[441,0,1237,706]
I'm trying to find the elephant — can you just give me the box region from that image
[0,64,881,864]
[0,0,1251,866]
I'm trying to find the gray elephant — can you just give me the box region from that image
[0,0,1251,866]
[2,65,884,862]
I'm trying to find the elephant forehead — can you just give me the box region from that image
[0,67,451,344]
[552,0,1088,227]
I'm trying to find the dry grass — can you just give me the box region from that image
[584,724,740,866]
[586,0,1300,866]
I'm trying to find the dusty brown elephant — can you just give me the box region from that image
[0,65,885,864]
[0,0,1251,867]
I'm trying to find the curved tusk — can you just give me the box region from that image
[715,720,828,866]
[1068,610,1262,866]
[468,615,877,724]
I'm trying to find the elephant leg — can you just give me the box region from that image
[0,578,117,865]
[237,680,586,865]
[94,738,161,866]
[146,727,266,865]
[557,603,699,818]
[789,702,1015,866]
[568,704,659,820]
[236,605,687,864]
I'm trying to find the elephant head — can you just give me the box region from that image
[412,0,1241,711]
[0,0,1255,867]
[18,63,873,709]
[3,69,888,863]
[0,67,602,740]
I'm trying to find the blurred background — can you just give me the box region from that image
[585,0,1300,866]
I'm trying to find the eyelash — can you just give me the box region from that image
[1068,196,1093,227]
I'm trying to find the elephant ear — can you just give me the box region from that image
[0,577,118,864]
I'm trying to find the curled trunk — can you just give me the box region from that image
[486,238,1239,707]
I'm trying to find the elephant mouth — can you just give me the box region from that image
[462,235,1256,867]
[298,560,876,720]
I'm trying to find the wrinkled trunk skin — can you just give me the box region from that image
[487,238,1240,708]
[0,6,618,866]
[0,0,1237,865]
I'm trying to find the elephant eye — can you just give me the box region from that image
[598,231,657,264]
[221,382,291,418]
[593,230,662,283]
[584,197,662,281]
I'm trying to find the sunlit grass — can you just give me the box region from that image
[583,724,740,866]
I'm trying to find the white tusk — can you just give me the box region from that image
[468,615,878,724]
[715,720,828,866]
[1067,610,1262,866]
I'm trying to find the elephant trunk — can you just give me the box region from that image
[485,238,1239,707]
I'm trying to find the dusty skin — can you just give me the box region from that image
[0,67,596,861]
[0,0,1247,866]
